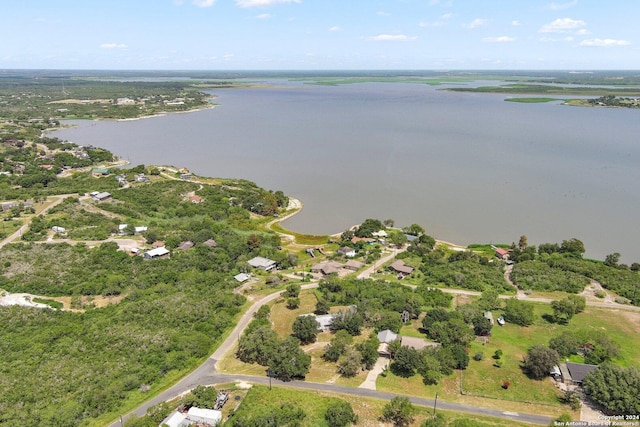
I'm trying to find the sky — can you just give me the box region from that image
[1,0,639,70]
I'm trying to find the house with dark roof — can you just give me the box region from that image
[311,260,343,276]
[176,241,194,251]
[389,260,414,277]
[563,362,598,385]
[203,239,217,248]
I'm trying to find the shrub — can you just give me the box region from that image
[502,380,510,389]
[473,351,484,361]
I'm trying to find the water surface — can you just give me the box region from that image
[53,82,640,262]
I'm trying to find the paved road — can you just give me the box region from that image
[0,194,72,249]
[108,277,558,427]
[110,371,553,426]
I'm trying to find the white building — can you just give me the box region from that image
[247,256,277,271]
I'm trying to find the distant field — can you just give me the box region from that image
[448,83,640,97]
[505,97,564,103]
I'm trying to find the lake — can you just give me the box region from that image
[52,81,640,263]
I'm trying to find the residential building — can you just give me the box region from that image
[389,260,414,277]
[247,256,277,271]
[337,246,356,258]
[143,247,170,260]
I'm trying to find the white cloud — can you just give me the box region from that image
[539,36,573,42]
[223,54,235,60]
[548,0,578,10]
[235,0,300,7]
[463,18,488,29]
[328,26,341,32]
[366,34,417,41]
[575,28,590,35]
[511,20,521,26]
[100,43,127,49]
[193,0,216,7]
[539,17,586,33]
[256,13,271,19]
[580,38,631,47]
[483,36,516,43]
[377,11,391,17]
[440,13,453,20]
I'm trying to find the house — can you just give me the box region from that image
[134,226,148,234]
[160,407,222,427]
[401,336,439,351]
[563,362,598,385]
[189,195,202,204]
[312,314,335,331]
[372,230,388,238]
[152,241,165,249]
[234,273,251,283]
[311,260,343,276]
[91,192,112,202]
[343,259,364,271]
[351,237,375,244]
[493,247,510,260]
[91,168,110,177]
[337,246,356,258]
[247,256,277,271]
[186,407,222,426]
[377,329,398,344]
[389,260,414,277]
[176,241,194,251]
[143,247,170,260]
[134,173,150,183]
[118,224,129,235]
[203,239,218,248]
[161,411,188,427]
[51,226,66,234]
[180,173,192,180]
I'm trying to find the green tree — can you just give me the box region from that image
[391,346,421,377]
[604,252,621,267]
[375,311,402,334]
[286,297,300,309]
[560,238,586,257]
[381,397,418,427]
[582,363,640,415]
[503,298,535,326]
[472,314,492,336]
[549,331,581,357]
[254,305,270,321]
[331,309,363,336]
[292,315,320,345]
[403,223,425,236]
[337,348,362,377]
[421,413,446,427]
[323,330,353,362]
[356,336,380,370]
[285,283,301,298]
[315,299,330,315]
[325,400,357,427]
[522,345,559,380]
[237,326,280,366]
[354,218,385,238]
[551,295,585,323]
[389,230,408,247]
[182,385,218,409]
[268,336,311,381]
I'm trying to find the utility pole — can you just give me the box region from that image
[433,392,438,416]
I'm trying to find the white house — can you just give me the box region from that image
[234,273,251,283]
[144,247,170,260]
[337,246,356,258]
[51,226,66,234]
[186,407,222,425]
[247,256,277,271]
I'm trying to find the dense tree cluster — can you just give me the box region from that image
[583,363,640,415]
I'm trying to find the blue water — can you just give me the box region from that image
[52,81,640,263]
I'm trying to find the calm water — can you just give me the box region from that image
[53,82,640,263]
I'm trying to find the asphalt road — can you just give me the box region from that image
[108,278,555,427]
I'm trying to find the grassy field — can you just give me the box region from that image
[505,97,564,103]
[269,222,329,245]
[378,301,640,418]
[230,383,537,427]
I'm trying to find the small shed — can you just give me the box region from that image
[377,329,398,344]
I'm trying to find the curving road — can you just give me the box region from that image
[108,279,556,427]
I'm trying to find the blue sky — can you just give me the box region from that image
[2,0,638,70]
